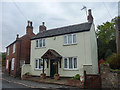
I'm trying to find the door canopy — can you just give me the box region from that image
[41,49,62,60]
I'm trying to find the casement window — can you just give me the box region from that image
[6,59,9,69]
[11,58,15,70]
[64,57,77,69]
[36,39,46,48]
[64,34,76,45]
[13,43,15,53]
[35,59,45,69]
[7,47,9,55]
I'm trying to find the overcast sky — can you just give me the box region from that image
[1,1,119,52]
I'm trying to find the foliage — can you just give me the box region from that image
[106,53,120,69]
[97,17,117,60]
[24,72,31,75]
[2,53,6,61]
[72,74,80,80]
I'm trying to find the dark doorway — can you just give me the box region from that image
[50,60,58,78]
[9,61,11,75]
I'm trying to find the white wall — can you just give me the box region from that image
[29,30,95,77]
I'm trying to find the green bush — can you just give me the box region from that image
[72,74,80,80]
[24,72,31,75]
[106,53,120,69]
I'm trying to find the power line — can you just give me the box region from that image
[102,2,112,18]
[12,0,28,20]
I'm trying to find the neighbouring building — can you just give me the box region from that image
[22,9,98,78]
[5,21,35,77]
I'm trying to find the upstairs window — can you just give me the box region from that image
[64,34,76,45]
[36,39,46,48]
[64,57,77,70]
[13,43,15,53]
[7,47,9,55]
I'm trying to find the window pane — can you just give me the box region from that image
[35,60,38,68]
[73,34,76,43]
[64,36,67,44]
[39,59,43,69]
[68,35,72,44]
[6,60,9,69]
[39,39,42,47]
[36,40,38,47]
[69,57,73,69]
[12,58,14,70]
[64,58,67,68]
[74,58,77,68]
[43,39,45,47]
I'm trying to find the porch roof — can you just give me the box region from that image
[41,49,62,59]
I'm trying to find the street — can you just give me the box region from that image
[1,73,79,90]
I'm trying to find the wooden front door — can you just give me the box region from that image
[50,60,58,78]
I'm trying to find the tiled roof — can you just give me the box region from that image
[31,22,92,40]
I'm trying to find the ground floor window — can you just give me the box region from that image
[64,57,77,69]
[6,59,9,69]
[35,59,44,69]
[11,58,15,70]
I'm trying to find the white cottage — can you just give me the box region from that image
[21,9,98,78]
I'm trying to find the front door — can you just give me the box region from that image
[9,61,11,75]
[50,60,57,78]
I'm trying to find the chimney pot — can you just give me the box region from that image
[16,34,19,39]
[26,20,33,34]
[39,22,46,32]
[87,9,93,23]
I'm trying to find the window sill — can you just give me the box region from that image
[63,43,77,46]
[63,68,79,71]
[34,68,46,71]
[35,47,46,49]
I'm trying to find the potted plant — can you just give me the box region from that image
[22,72,32,80]
[54,73,59,80]
[53,62,57,66]
[41,73,46,79]
[40,62,43,66]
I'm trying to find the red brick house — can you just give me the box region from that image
[5,21,35,77]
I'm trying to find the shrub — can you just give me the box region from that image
[106,53,120,69]
[24,72,31,75]
[72,74,80,80]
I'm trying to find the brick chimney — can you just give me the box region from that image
[115,18,120,54]
[39,22,46,32]
[87,9,93,23]
[26,20,33,35]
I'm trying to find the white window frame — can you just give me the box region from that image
[64,34,77,45]
[64,57,78,70]
[7,47,9,55]
[6,59,9,69]
[13,43,16,53]
[11,58,15,70]
[35,58,45,70]
[36,39,46,48]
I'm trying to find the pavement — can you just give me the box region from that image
[1,73,79,89]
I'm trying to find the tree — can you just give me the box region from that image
[97,19,116,60]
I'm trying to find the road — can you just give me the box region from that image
[1,73,79,90]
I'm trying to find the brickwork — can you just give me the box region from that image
[5,21,35,77]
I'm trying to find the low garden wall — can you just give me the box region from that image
[21,64,31,78]
[100,64,120,88]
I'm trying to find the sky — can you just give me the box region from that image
[1,1,119,52]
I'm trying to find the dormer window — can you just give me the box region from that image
[64,34,76,45]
